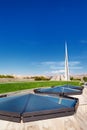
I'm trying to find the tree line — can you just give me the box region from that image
[70,76,87,82]
[0,75,14,78]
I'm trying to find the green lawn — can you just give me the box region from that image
[0,81,81,94]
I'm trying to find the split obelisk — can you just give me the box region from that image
[65,42,70,81]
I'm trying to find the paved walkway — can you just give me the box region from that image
[0,87,87,130]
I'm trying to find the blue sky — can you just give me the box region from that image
[0,0,87,75]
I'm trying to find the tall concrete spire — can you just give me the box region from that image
[65,42,70,81]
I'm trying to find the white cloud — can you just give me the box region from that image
[41,61,64,71]
[41,61,81,68]
[50,66,64,70]
[41,61,64,66]
[70,66,83,70]
[51,70,65,74]
[31,61,82,75]
[69,61,80,67]
[80,40,87,44]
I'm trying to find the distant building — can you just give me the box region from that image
[50,75,61,81]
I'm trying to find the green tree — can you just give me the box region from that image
[83,76,87,82]
[34,76,50,81]
[70,77,74,81]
